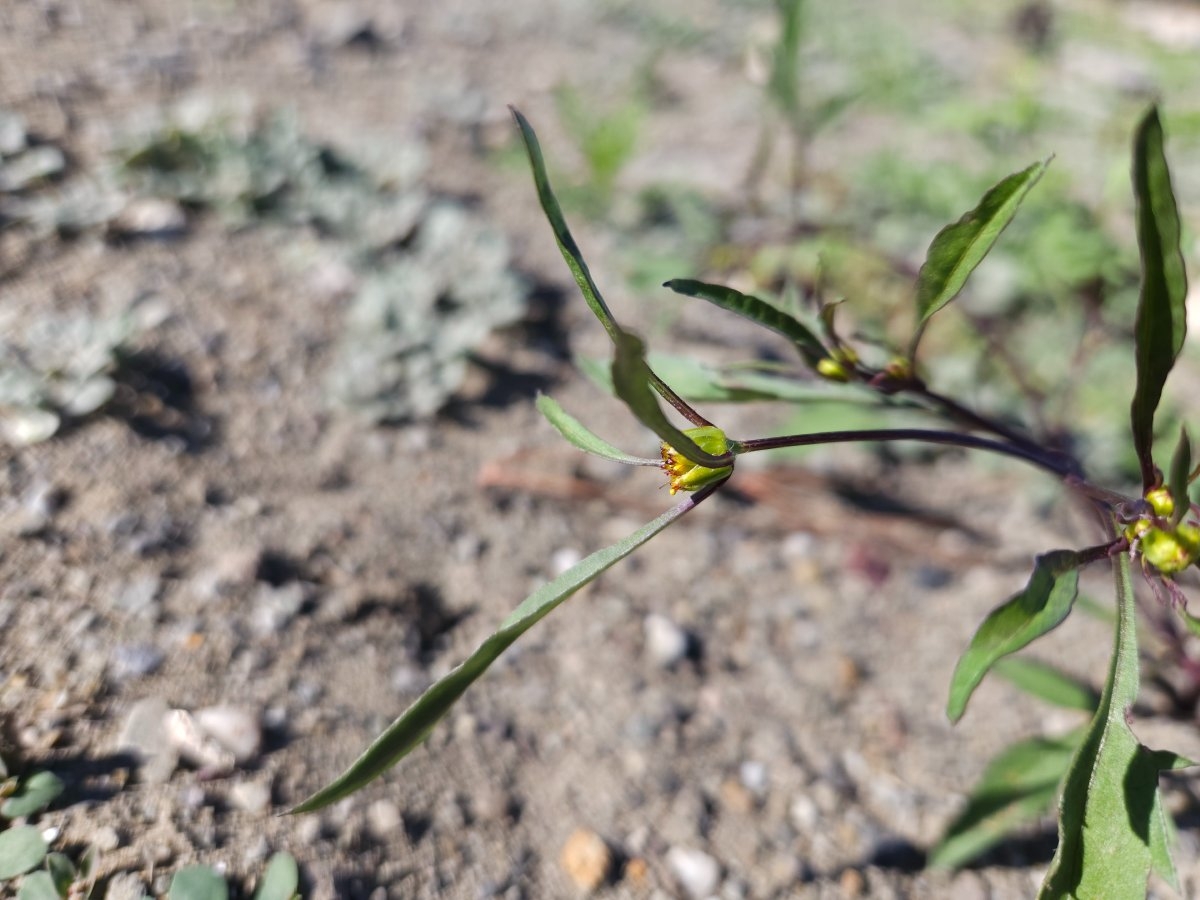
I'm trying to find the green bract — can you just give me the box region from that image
[660,425,734,494]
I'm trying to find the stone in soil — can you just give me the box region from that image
[560,827,612,892]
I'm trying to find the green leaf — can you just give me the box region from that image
[168,865,228,900]
[1130,106,1188,490]
[909,159,1049,358]
[929,729,1083,869]
[947,550,1086,723]
[993,658,1099,712]
[1,771,64,819]
[43,853,73,897]
[290,492,707,813]
[1169,427,1191,526]
[15,871,59,900]
[1038,553,1193,899]
[610,331,731,469]
[512,108,621,343]
[0,826,47,880]
[535,394,660,467]
[253,853,299,900]
[663,279,826,366]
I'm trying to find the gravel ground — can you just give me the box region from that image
[2,1,1200,898]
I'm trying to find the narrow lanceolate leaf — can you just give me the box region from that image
[909,158,1049,359]
[1169,427,1191,526]
[993,658,1100,713]
[611,330,732,469]
[947,550,1085,723]
[1039,552,1193,899]
[513,108,621,343]
[291,491,708,813]
[663,279,826,366]
[1130,106,1188,491]
[929,729,1083,869]
[535,394,661,467]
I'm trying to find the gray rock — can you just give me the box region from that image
[111,574,162,618]
[103,872,148,900]
[109,642,165,681]
[666,846,721,899]
[250,581,308,638]
[116,697,178,784]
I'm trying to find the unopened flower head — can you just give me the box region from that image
[661,425,733,495]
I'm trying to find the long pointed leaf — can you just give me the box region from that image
[290,492,705,813]
[1038,553,1193,898]
[1130,106,1188,490]
[513,108,620,342]
[611,330,731,468]
[663,279,826,366]
[1169,427,1191,525]
[947,550,1086,723]
[535,394,660,466]
[909,159,1049,358]
[993,658,1100,713]
[929,729,1083,869]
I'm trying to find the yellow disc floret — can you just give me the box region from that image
[661,425,733,495]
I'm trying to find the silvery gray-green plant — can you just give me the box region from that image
[290,107,1198,898]
[120,106,527,422]
[0,309,144,446]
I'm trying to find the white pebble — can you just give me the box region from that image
[666,846,721,899]
[195,705,262,763]
[228,780,272,814]
[644,614,689,668]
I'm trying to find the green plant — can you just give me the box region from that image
[0,308,147,446]
[294,106,1198,897]
[166,853,299,900]
[120,106,527,422]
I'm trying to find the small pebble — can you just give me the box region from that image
[229,779,272,814]
[93,825,121,852]
[560,827,612,892]
[104,872,148,900]
[194,705,262,763]
[365,799,403,840]
[116,696,178,784]
[109,643,165,681]
[719,778,755,815]
[111,575,163,618]
[739,760,768,795]
[112,197,187,238]
[839,868,864,898]
[666,846,720,899]
[643,613,689,668]
[250,582,308,638]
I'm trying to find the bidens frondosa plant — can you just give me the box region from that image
[296,106,1196,899]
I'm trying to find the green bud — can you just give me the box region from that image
[1141,523,1200,575]
[660,426,733,494]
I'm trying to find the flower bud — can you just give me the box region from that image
[1146,487,1175,518]
[1140,523,1200,575]
[661,426,733,495]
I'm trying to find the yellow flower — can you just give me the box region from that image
[661,426,733,494]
